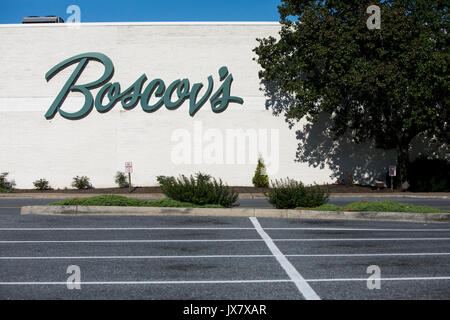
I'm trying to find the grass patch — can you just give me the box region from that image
[48,195,223,208]
[304,200,450,213]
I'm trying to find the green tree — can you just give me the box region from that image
[254,0,449,187]
[252,155,270,187]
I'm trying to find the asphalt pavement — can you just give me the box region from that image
[0,198,449,300]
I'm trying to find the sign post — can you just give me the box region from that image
[125,162,133,192]
[389,165,396,191]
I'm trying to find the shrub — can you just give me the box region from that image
[0,172,15,191]
[408,157,450,192]
[157,172,238,207]
[71,175,92,190]
[115,171,128,188]
[252,155,269,188]
[33,178,52,190]
[266,178,329,209]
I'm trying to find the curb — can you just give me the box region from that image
[0,193,167,199]
[2,192,449,199]
[20,205,450,223]
[329,193,450,199]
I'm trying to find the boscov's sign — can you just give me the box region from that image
[44,52,244,120]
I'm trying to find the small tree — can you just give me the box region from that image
[0,172,15,191]
[33,178,52,190]
[115,171,128,188]
[72,176,92,190]
[252,155,269,188]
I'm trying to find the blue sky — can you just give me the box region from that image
[0,0,282,24]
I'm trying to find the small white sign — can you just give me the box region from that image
[125,162,133,173]
[389,165,396,177]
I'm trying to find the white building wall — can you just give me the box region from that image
[0,22,398,189]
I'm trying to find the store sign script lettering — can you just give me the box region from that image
[44,52,243,120]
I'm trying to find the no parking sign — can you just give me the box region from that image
[389,166,396,177]
[125,162,133,174]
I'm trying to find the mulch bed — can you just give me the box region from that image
[6,184,395,194]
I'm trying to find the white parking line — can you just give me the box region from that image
[306,276,450,282]
[0,239,262,243]
[249,217,320,300]
[0,237,449,243]
[0,227,255,231]
[0,279,291,285]
[266,228,450,232]
[0,254,275,260]
[1,227,449,231]
[1,276,449,286]
[286,252,450,257]
[274,238,450,241]
[1,252,449,260]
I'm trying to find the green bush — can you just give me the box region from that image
[115,171,128,188]
[0,172,15,191]
[157,172,238,208]
[408,157,450,192]
[71,175,92,190]
[33,178,52,190]
[252,155,269,188]
[266,178,329,209]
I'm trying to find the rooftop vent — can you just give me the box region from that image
[22,16,65,24]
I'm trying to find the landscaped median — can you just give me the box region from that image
[19,195,450,223]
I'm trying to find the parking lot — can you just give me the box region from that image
[0,198,449,300]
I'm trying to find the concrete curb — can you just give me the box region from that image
[20,205,450,223]
[2,192,450,199]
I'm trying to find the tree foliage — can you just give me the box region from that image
[252,155,270,187]
[254,0,449,185]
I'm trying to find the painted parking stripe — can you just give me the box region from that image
[274,238,450,241]
[0,254,274,260]
[306,276,450,282]
[250,217,320,300]
[1,276,448,286]
[0,252,450,260]
[0,239,263,243]
[285,252,450,257]
[0,237,449,244]
[0,279,291,285]
[1,227,450,231]
[1,252,449,260]
[265,228,450,232]
[0,227,256,231]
